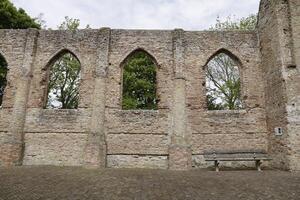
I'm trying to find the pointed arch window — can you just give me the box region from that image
[122,49,158,110]
[0,53,8,107]
[205,49,242,110]
[45,50,81,109]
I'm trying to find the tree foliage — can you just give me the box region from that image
[46,52,80,109]
[0,0,40,29]
[209,14,257,31]
[0,54,7,106]
[206,53,242,110]
[122,50,157,110]
[46,17,81,109]
[58,16,80,31]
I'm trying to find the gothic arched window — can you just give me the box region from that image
[122,49,158,110]
[205,49,242,110]
[45,50,81,109]
[0,53,8,107]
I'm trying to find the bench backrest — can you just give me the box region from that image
[204,151,271,160]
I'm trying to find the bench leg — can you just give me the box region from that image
[256,160,262,171]
[214,160,220,172]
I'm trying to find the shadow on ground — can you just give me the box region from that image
[0,166,299,200]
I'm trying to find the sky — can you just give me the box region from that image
[11,0,261,30]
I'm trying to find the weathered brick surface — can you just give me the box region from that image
[107,134,169,155]
[0,142,23,166]
[107,155,169,169]
[23,133,88,166]
[286,0,300,171]
[258,0,300,171]
[105,109,170,134]
[191,133,268,154]
[24,108,91,133]
[0,30,28,109]
[0,109,12,131]
[0,0,299,170]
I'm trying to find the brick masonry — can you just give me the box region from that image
[0,0,299,170]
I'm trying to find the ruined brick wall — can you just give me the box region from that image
[258,0,290,170]
[288,0,300,171]
[0,0,299,170]
[258,0,300,170]
[184,31,268,168]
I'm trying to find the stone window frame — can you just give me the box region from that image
[119,48,160,111]
[202,48,245,111]
[42,48,82,109]
[0,50,9,108]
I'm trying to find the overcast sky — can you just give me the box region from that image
[11,0,260,30]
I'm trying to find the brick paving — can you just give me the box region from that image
[0,167,299,200]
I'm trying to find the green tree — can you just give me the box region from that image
[206,94,223,110]
[46,52,80,109]
[209,14,257,31]
[0,54,7,106]
[122,50,157,110]
[46,17,81,109]
[58,16,80,31]
[0,0,40,29]
[206,14,257,110]
[206,53,242,110]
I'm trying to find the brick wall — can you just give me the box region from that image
[0,0,299,170]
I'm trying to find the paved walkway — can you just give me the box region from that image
[0,167,299,200]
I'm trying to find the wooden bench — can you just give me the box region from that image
[204,151,272,172]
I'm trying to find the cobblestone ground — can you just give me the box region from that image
[0,167,299,200]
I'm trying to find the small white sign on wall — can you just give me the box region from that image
[275,127,283,136]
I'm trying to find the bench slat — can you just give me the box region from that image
[205,158,272,161]
[204,154,269,157]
